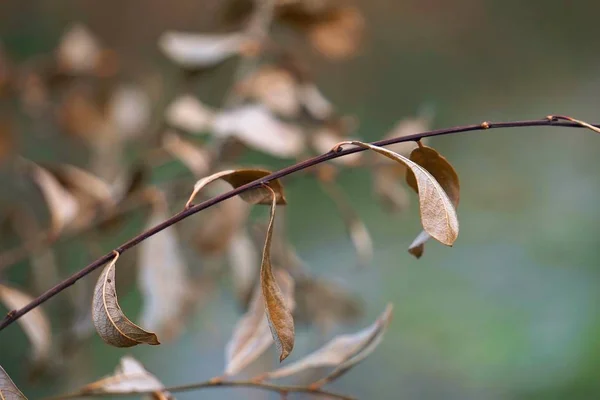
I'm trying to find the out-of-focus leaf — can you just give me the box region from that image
[225,270,294,376]
[260,188,295,362]
[298,84,333,120]
[340,141,458,246]
[56,23,100,73]
[373,164,410,213]
[227,229,259,305]
[138,200,190,341]
[308,6,364,60]
[79,356,172,398]
[0,366,27,399]
[0,284,51,363]
[405,145,460,258]
[92,253,160,348]
[108,84,151,139]
[186,168,286,208]
[237,66,300,117]
[162,131,211,177]
[165,95,215,133]
[50,164,116,207]
[28,161,79,234]
[265,303,393,380]
[158,31,248,69]
[212,105,305,158]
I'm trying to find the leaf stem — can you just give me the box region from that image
[0,117,597,332]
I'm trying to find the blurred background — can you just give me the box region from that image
[1,0,600,399]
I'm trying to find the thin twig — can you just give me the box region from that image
[0,117,598,331]
[45,378,354,400]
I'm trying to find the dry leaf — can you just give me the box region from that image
[56,23,101,73]
[238,66,300,117]
[339,141,459,246]
[225,270,295,376]
[212,105,305,158]
[165,95,215,133]
[227,229,259,305]
[80,356,171,398]
[159,31,248,69]
[0,366,27,400]
[405,145,460,258]
[186,168,286,208]
[260,188,295,362]
[92,253,160,347]
[138,200,190,341]
[0,284,51,363]
[265,303,393,380]
[162,132,211,177]
[28,161,79,234]
[298,83,333,120]
[308,6,365,60]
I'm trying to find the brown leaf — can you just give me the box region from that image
[165,95,215,133]
[92,253,160,348]
[0,366,27,400]
[80,356,172,398]
[158,31,248,69]
[186,169,286,208]
[212,105,305,158]
[162,131,211,177]
[138,199,190,341]
[260,188,295,362]
[265,303,393,380]
[0,284,51,363]
[339,141,459,246]
[405,145,460,257]
[225,270,295,376]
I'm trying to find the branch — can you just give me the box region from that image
[45,378,354,400]
[0,116,598,331]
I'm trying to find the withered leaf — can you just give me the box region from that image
[212,105,305,158]
[165,95,215,133]
[265,303,393,380]
[260,188,295,362]
[79,356,172,398]
[162,131,211,177]
[0,284,51,363]
[0,366,27,400]
[186,169,286,208]
[405,145,460,258]
[225,270,294,376]
[92,253,160,347]
[159,31,248,69]
[342,141,458,246]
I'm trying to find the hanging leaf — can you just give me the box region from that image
[92,253,160,347]
[158,31,248,69]
[405,145,460,258]
[0,366,27,400]
[264,303,393,380]
[186,168,286,208]
[212,105,305,158]
[162,131,211,177]
[225,269,294,376]
[165,95,215,134]
[337,141,459,246]
[260,187,295,362]
[0,284,51,363]
[138,198,190,341]
[79,356,172,398]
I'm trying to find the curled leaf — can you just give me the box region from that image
[138,199,190,341]
[0,366,27,399]
[165,95,215,133]
[92,253,160,348]
[260,188,295,362]
[80,356,171,398]
[337,141,458,246]
[212,105,305,158]
[265,303,393,381]
[186,169,286,208]
[405,145,460,258]
[0,284,51,363]
[225,270,295,376]
[159,31,248,69]
[162,131,211,177]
